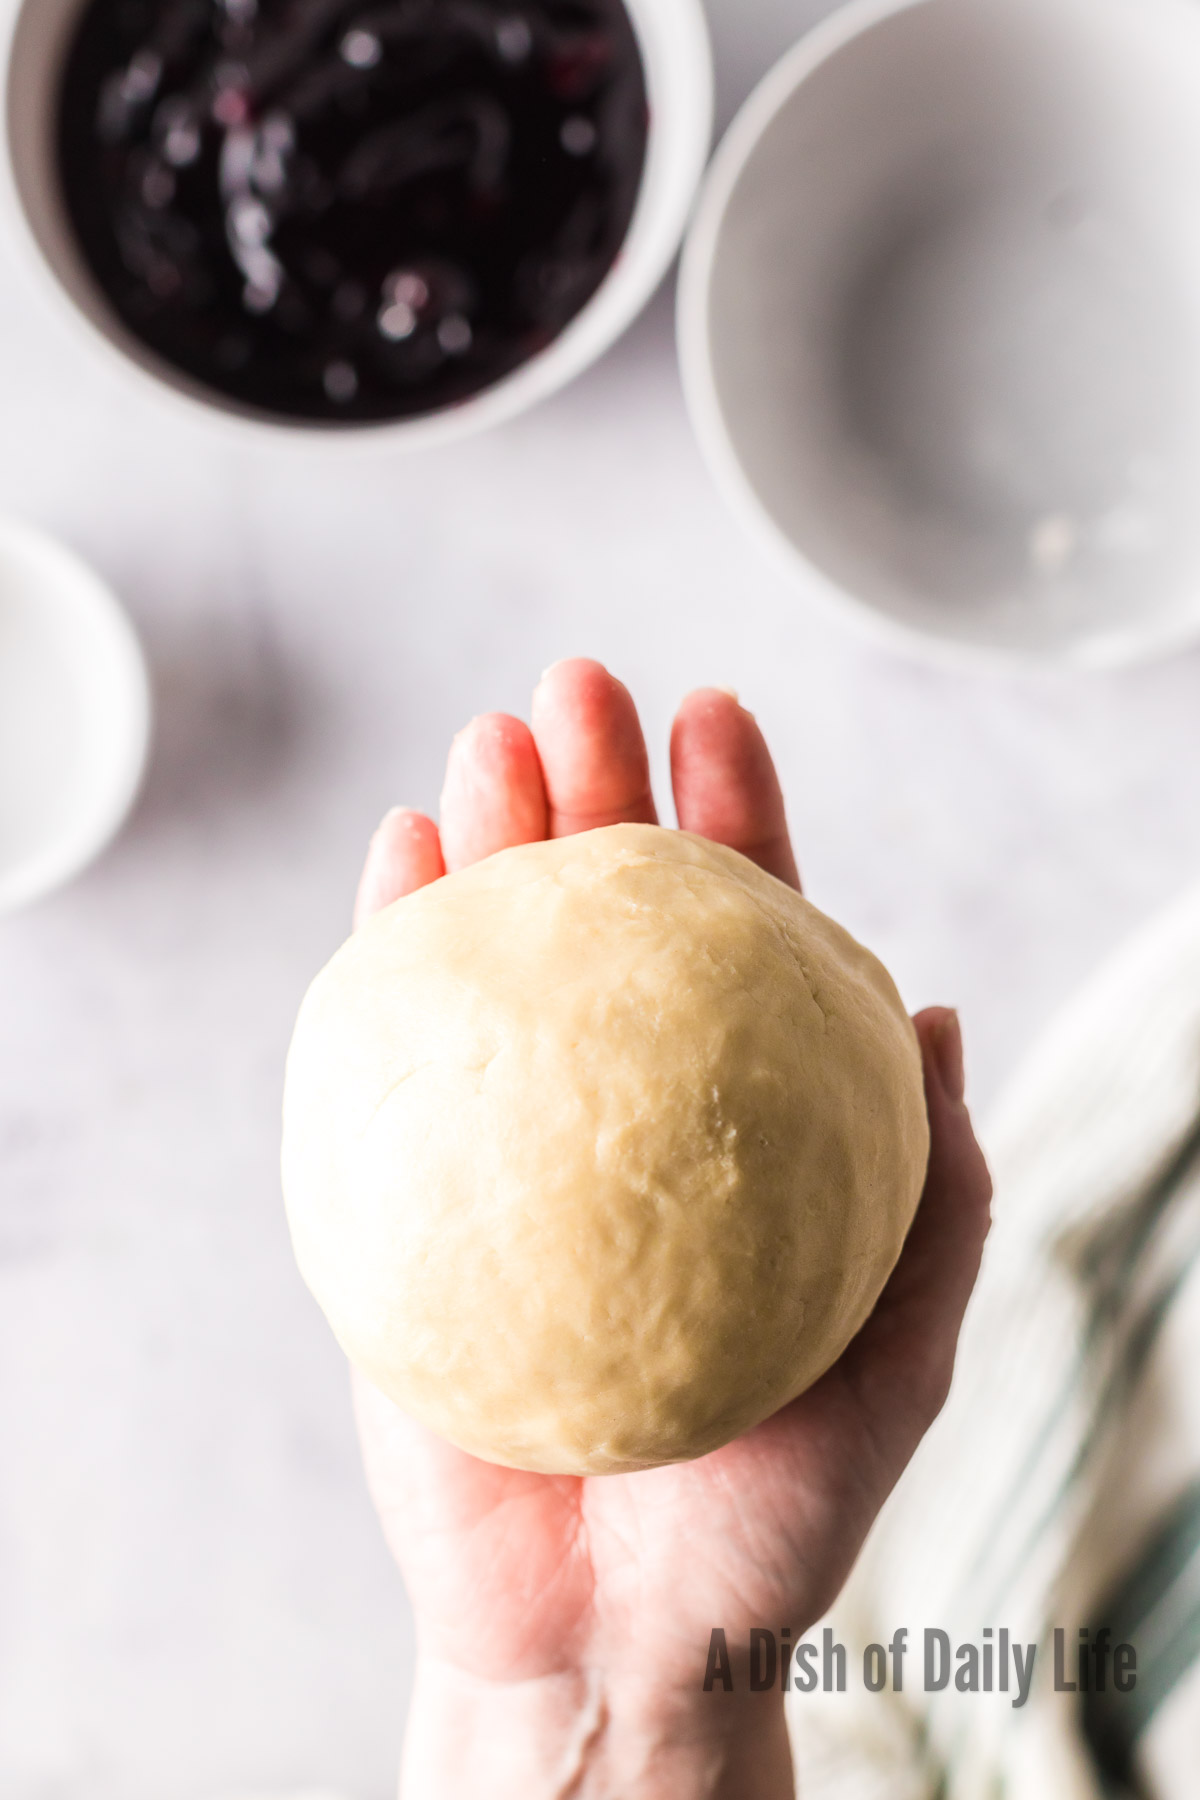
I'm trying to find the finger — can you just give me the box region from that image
[841,1008,992,1440]
[530,659,657,837]
[354,808,446,930]
[670,689,800,891]
[439,713,549,872]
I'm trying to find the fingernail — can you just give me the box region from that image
[378,807,426,835]
[710,685,754,718]
[449,716,485,751]
[540,659,570,683]
[933,1011,965,1103]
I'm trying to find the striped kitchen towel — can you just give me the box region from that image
[788,880,1200,1799]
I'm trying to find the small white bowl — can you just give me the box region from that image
[0,517,150,915]
[0,0,712,450]
[679,0,1200,668]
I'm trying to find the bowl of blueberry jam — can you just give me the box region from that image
[3,0,711,437]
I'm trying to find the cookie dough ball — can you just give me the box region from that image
[282,824,928,1475]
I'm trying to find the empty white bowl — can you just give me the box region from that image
[0,517,150,914]
[1,0,712,448]
[679,0,1200,666]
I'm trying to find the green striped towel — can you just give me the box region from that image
[788,882,1200,1798]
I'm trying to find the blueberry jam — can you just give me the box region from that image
[57,0,648,422]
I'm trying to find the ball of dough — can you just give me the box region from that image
[282,824,929,1475]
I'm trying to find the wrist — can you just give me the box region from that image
[400,1656,793,1800]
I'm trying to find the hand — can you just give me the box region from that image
[351,660,992,1800]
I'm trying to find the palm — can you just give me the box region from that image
[361,1359,897,1686]
[352,661,991,1699]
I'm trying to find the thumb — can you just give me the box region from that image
[840,1007,993,1454]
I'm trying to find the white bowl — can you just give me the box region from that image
[0,517,150,914]
[679,0,1200,668]
[1,0,712,450]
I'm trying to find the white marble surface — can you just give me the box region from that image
[4,2,1200,1796]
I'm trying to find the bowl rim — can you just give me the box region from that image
[0,515,151,916]
[0,0,714,452]
[676,0,1200,673]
